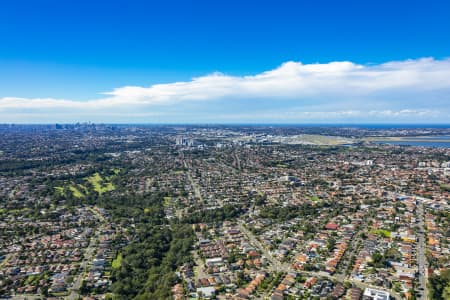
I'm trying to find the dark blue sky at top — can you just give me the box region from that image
[1,0,449,99]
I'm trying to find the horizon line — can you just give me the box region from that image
[2,123,450,127]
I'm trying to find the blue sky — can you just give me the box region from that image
[1,0,450,123]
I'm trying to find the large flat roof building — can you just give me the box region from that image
[363,288,390,300]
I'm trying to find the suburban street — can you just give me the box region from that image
[67,208,106,300]
[239,220,403,299]
[67,236,97,300]
[238,222,287,272]
[416,198,428,300]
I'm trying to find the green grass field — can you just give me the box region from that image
[54,171,117,198]
[370,228,391,238]
[87,172,115,194]
[56,184,86,198]
[163,196,172,207]
[112,253,123,270]
[69,185,84,198]
[54,186,65,194]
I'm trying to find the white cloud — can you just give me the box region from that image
[1,57,450,122]
[212,109,442,122]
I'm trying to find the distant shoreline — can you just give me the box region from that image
[365,136,450,143]
[1,123,450,128]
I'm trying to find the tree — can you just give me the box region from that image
[370,251,387,268]
[442,283,450,300]
[327,237,336,252]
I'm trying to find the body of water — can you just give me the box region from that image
[376,140,450,148]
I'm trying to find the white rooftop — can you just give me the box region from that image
[363,288,390,300]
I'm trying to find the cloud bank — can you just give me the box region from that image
[1,57,450,123]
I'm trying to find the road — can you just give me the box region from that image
[416,198,428,300]
[239,221,402,299]
[183,159,203,202]
[8,223,101,300]
[187,171,203,202]
[335,224,364,282]
[397,194,429,300]
[184,157,226,208]
[238,222,287,272]
[67,237,97,300]
[233,151,242,171]
[66,207,106,300]
[10,294,41,300]
[192,250,208,280]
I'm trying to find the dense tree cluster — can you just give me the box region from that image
[111,223,194,299]
[109,194,195,299]
[259,203,319,221]
[183,204,244,224]
[428,269,450,300]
